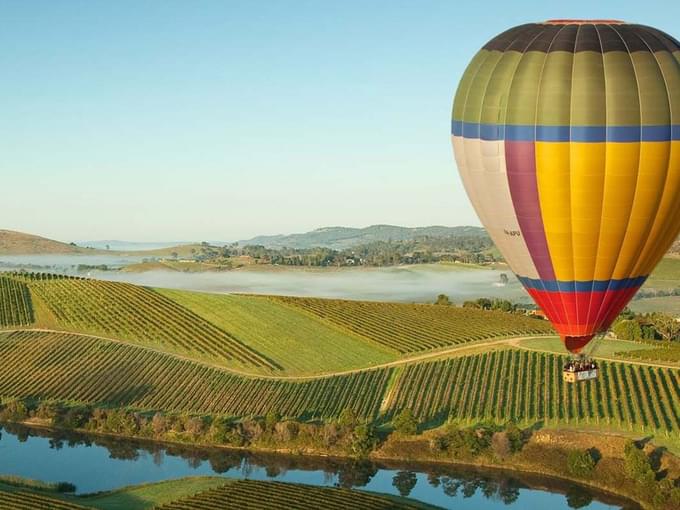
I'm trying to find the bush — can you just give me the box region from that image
[623,441,656,486]
[0,399,29,421]
[351,423,377,457]
[392,409,418,435]
[567,449,596,478]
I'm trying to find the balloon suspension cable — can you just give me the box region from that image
[582,332,605,359]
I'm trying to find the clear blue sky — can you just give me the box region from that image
[2,0,679,242]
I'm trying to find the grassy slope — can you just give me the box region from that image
[0,481,87,509]
[270,295,554,353]
[157,289,396,375]
[77,477,226,510]
[517,336,656,358]
[644,256,680,289]
[0,229,97,255]
[630,296,680,314]
[0,330,392,419]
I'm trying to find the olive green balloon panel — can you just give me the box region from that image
[451,20,680,353]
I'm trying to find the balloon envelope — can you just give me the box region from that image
[451,20,680,353]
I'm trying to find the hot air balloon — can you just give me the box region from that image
[451,20,680,382]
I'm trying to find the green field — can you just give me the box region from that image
[387,350,680,435]
[158,289,396,375]
[0,276,34,327]
[0,330,392,419]
[0,481,87,509]
[3,329,680,437]
[517,336,656,359]
[77,477,227,510]
[0,478,439,510]
[15,273,277,371]
[271,295,553,353]
[643,257,680,290]
[154,479,438,510]
[630,296,680,314]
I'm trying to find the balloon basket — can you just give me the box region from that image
[563,354,598,383]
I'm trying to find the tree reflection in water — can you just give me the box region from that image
[0,423,634,509]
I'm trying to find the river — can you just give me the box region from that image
[0,424,637,509]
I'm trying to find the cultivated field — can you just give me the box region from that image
[0,331,392,419]
[156,480,435,510]
[13,273,276,371]
[0,483,86,510]
[0,276,34,327]
[386,350,680,435]
[158,289,396,375]
[270,295,553,353]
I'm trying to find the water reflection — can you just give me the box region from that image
[0,424,637,509]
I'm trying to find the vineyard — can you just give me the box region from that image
[271,295,554,353]
[158,289,396,375]
[0,331,391,419]
[0,276,33,328]
[615,345,680,364]
[157,480,433,510]
[386,349,680,435]
[14,273,276,370]
[0,488,85,510]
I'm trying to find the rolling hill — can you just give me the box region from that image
[0,230,96,255]
[239,225,488,249]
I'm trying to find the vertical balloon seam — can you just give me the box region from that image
[564,23,585,345]
[456,28,536,284]
[453,49,496,239]
[532,23,575,331]
[504,32,557,282]
[630,27,680,277]
[458,43,517,279]
[489,27,550,284]
[592,24,646,334]
[626,28,673,277]
[583,24,608,336]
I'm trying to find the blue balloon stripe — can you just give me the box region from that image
[451,120,680,142]
[516,275,648,292]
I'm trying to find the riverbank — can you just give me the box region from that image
[0,421,641,510]
[2,417,670,509]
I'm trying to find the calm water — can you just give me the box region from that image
[0,424,637,509]
[0,254,530,303]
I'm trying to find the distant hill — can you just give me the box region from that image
[0,230,205,257]
[78,240,196,251]
[0,230,96,255]
[239,225,487,249]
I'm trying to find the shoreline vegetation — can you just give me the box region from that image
[0,414,664,510]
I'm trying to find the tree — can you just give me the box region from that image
[337,408,357,430]
[611,319,642,341]
[265,410,281,432]
[351,423,377,457]
[567,449,596,478]
[651,313,680,342]
[435,294,452,306]
[393,409,418,435]
[623,441,656,486]
[392,470,418,497]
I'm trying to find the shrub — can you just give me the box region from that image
[567,449,596,478]
[623,441,656,486]
[351,423,377,457]
[392,409,418,436]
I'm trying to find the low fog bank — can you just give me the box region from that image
[100,266,530,303]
